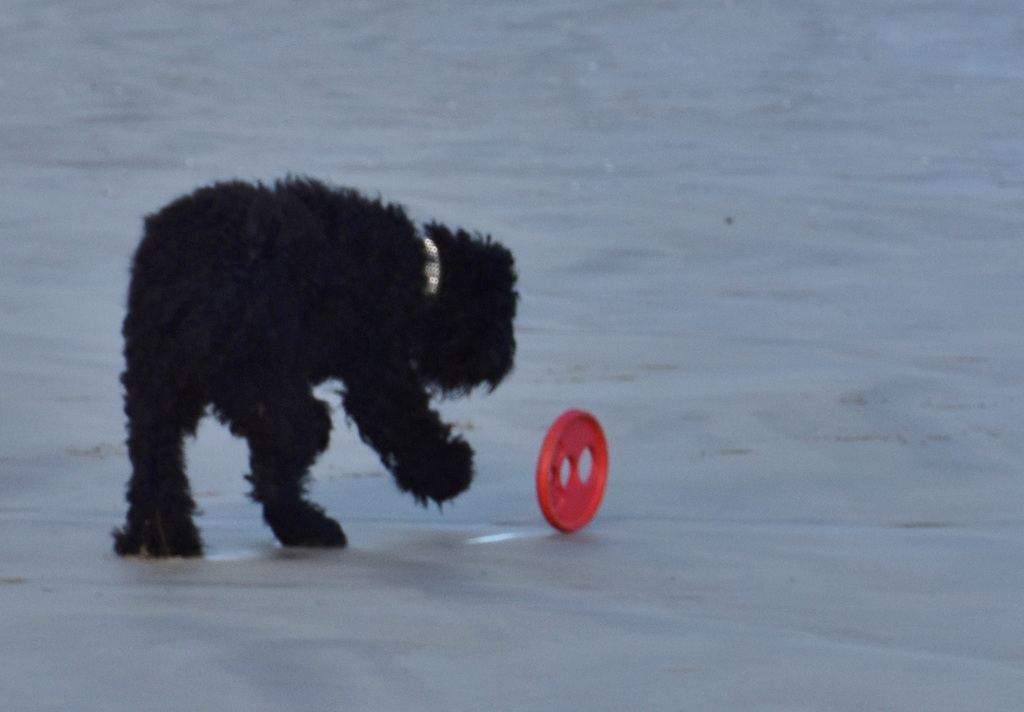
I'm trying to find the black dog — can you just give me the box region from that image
[113,177,517,557]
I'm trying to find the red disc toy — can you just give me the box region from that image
[536,409,608,532]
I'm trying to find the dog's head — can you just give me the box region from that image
[415,224,518,395]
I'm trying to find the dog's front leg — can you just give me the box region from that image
[342,365,474,506]
[214,378,346,548]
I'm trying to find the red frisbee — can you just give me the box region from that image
[536,410,608,532]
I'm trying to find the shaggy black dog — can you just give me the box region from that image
[113,177,517,557]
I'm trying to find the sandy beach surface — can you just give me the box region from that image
[2,1,1023,709]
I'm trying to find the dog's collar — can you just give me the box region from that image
[421,236,441,296]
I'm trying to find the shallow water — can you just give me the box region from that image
[2,1,1024,709]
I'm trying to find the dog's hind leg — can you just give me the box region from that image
[214,379,346,548]
[114,393,204,557]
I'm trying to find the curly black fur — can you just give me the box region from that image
[113,177,517,557]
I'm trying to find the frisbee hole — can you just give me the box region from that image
[558,458,572,487]
[578,448,594,483]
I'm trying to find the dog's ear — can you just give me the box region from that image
[416,224,518,394]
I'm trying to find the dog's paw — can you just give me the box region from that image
[397,437,474,506]
[263,501,347,548]
[113,515,203,558]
